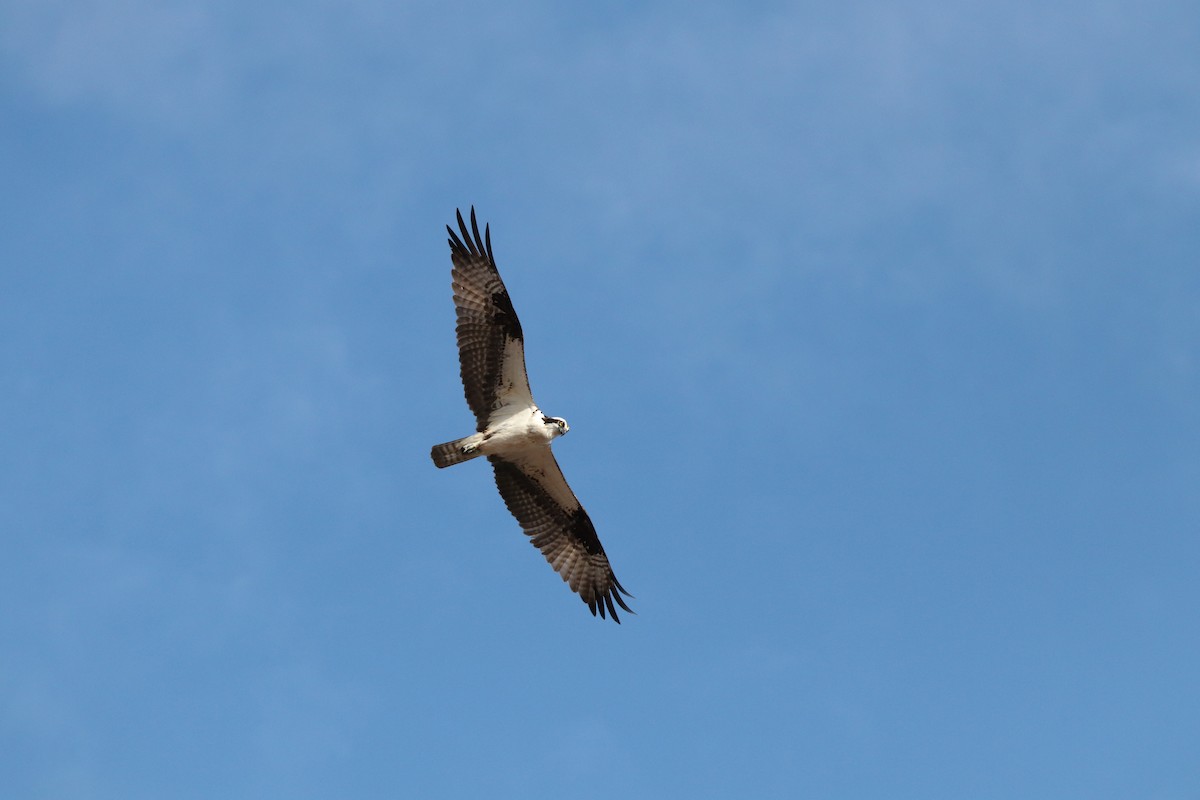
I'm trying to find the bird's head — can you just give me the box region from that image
[542,415,569,437]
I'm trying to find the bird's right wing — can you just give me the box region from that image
[447,207,534,431]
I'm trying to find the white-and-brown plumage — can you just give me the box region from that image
[430,208,633,622]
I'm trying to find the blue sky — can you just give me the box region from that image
[2,1,1199,797]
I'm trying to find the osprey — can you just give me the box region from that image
[430,208,634,623]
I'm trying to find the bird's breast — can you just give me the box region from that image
[482,410,555,454]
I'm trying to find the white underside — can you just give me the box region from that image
[468,405,562,458]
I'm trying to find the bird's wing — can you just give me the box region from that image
[489,451,633,622]
[447,207,534,431]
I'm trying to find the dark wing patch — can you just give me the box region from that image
[489,455,634,623]
[447,207,529,430]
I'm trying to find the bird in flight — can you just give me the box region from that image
[430,208,634,622]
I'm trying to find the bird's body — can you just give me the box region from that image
[430,208,633,622]
[430,406,565,468]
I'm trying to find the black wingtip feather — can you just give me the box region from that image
[456,207,468,241]
[612,575,635,604]
[586,581,635,623]
[448,206,495,265]
[468,206,488,258]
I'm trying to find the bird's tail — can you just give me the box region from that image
[430,436,485,469]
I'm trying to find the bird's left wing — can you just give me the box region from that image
[488,451,633,622]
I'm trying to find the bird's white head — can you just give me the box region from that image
[542,415,569,438]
